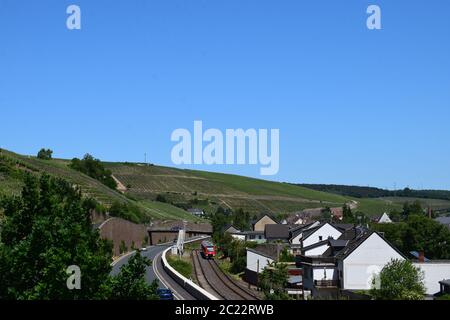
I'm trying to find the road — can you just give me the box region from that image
[111,245,167,285]
[111,240,203,300]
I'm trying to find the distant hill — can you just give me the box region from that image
[298,184,450,201]
[298,184,450,214]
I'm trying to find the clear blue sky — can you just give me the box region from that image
[1,0,449,190]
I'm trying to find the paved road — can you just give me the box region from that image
[111,245,169,286]
[110,238,206,300]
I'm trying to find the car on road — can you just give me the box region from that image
[140,247,148,252]
[157,288,174,300]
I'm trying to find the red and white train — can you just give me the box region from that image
[201,241,216,259]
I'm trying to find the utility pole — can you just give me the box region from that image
[256,259,260,291]
[144,153,147,165]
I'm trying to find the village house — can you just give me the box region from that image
[296,226,450,297]
[252,214,279,232]
[265,224,291,243]
[224,224,267,242]
[242,214,450,299]
[245,244,282,285]
[187,208,205,218]
[372,212,393,224]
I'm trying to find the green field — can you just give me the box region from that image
[353,198,403,216]
[378,197,450,211]
[106,162,350,216]
[3,149,443,221]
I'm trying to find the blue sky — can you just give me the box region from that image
[1,0,449,189]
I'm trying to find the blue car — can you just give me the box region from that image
[157,288,174,300]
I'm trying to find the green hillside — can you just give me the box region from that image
[1,148,421,221]
[106,162,351,215]
[0,149,200,223]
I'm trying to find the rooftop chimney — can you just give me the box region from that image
[419,251,425,263]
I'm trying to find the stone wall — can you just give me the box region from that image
[98,218,148,256]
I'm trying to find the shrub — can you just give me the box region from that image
[37,148,53,160]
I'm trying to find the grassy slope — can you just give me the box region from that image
[354,198,403,215]
[377,197,450,211]
[1,149,418,218]
[106,162,355,215]
[0,150,200,222]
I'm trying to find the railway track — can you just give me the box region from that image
[193,250,259,300]
[192,249,225,299]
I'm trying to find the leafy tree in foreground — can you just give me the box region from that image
[108,251,159,300]
[0,173,157,300]
[370,259,425,300]
[0,174,112,299]
[259,262,290,300]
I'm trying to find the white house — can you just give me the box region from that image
[377,212,393,224]
[187,208,205,217]
[298,255,339,290]
[413,261,450,295]
[289,221,321,245]
[291,222,343,247]
[244,245,283,285]
[336,231,406,290]
[302,240,330,257]
[230,233,247,241]
[296,226,450,297]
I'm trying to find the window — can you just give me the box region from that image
[319,236,323,241]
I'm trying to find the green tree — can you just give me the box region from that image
[279,247,295,263]
[354,211,369,225]
[232,208,251,231]
[259,262,290,300]
[403,200,423,219]
[69,154,117,190]
[342,204,355,223]
[403,214,450,259]
[108,252,159,300]
[370,259,425,300]
[0,174,112,299]
[321,207,332,223]
[389,210,402,223]
[375,214,450,259]
[108,201,142,224]
[372,222,408,252]
[37,148,53,160]
[211,207,230,242]
[0,173,158,300]
[215,232,233,257]
[119,241,128,255]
